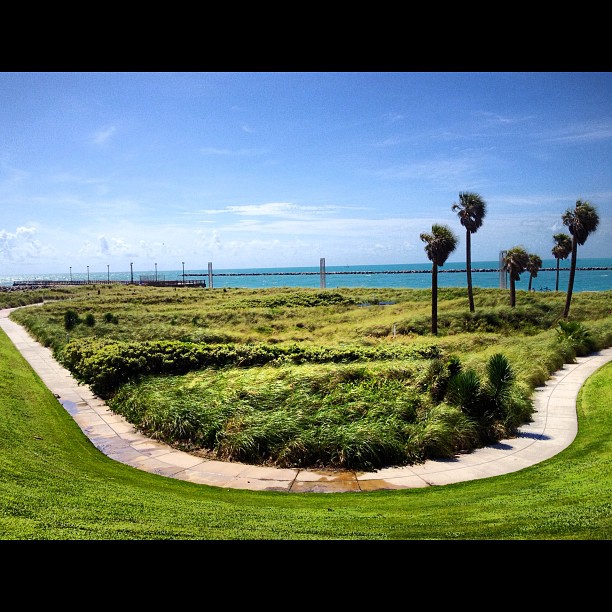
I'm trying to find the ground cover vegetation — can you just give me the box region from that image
[0,321,610,540]
[6,283,612,472]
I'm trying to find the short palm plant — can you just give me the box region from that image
[551,232,572,292]
[502,246,530,307]
[556,320,595,356]
[526,253,543,292]
[484,352,516,419]
[446,353,528,443]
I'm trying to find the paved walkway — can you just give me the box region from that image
[1,306,610,493]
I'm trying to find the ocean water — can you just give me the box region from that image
[2,258,611,293]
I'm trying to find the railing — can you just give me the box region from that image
[11,279,207,287]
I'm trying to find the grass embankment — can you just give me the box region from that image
[7,285,612,471]
[0,322,610,540]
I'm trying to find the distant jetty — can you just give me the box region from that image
[9,266,610,288]
[213,266,610,276]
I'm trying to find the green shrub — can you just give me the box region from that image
[446,369,483,418]
[103,312,118,324]
[484,353,515,419]
[417,404,479,458]
[446,352,530,441]
[64,310,80,331]
[556,320,595,356]
[417,355,461,402]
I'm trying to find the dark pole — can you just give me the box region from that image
[107,264,109,282]
[182,261,185,286]
[87,266,89,283]
[69,266,72,282]
[130,262,134,284]
[155,263,157,282]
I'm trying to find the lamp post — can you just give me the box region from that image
[87,266,89,283]
[155,263,157,282]
[107,264,110,282]
[69,266,72,282]
[130,262,134,284]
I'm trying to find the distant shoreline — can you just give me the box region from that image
[6,266,612,290]
[3,258,610,292]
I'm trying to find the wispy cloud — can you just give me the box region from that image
[49,172,108,188]
[374,137,402,147]
[374,157,483,187]
[477,111,536,126]
[200,147,263,156]
[382,112,405,123]
[227,202,297,216]
[201,202,370,219]
[92,125,117,145]
[0,159,28,186]
[544,120,612,144]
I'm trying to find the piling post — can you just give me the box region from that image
[320,258,326,289]
[499,250,507,289]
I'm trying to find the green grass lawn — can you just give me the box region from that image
[1,321,610,540]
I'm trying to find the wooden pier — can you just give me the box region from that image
[11,279,207,288]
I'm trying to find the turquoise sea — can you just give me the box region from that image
[2,258,611,293]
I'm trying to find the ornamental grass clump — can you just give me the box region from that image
[446,352,532,441]
[556,320,596,356]
[108,358,503,471]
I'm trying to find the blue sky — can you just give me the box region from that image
[1,71,610,275]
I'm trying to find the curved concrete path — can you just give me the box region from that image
[1,306,610,493]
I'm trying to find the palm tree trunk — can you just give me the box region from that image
[563,240,578,318]
[432,263,438,335]
[510,277,516,307]
[466,230,474,312]
[555,258,560,291]
[528,276,533,291]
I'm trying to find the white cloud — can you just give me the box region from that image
[0,226,48,262]
[92,125,117,145]
[375,157,483,187]
[199,147,262,156]
[203,202,370,219]
[197,229,222,251]
[476,111,536,126]
[0,160,28,186]
[99,235,110,255]
[545,120,612,144]
[226,202,297,216]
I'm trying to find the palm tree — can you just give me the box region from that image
[562,200,600,318]
[551,233,572,292]
[526,253,543,292]
[451,192,487,313]
[420,223,459,335]
[502,246,529,307]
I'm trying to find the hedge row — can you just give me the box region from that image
[59,338,442,398]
